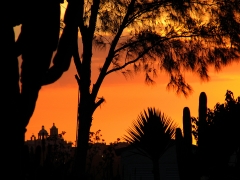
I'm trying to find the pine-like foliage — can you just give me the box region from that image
[77,0,240,96]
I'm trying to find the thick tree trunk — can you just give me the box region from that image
[72,93,94,179]
[152,159,160,180]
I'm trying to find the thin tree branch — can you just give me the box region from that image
[125,1,166,28]
[91,0,137,100]
[93,97,105,111]
[94,33,112,45]
[114,31,212,57]
[114,38,144,54]
[106,56,140,76]
[106,33,206,76]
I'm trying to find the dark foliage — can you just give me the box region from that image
[86,130,121,180]
[192,90,240,179]
[89,0,240,96]
[123,107,177,159]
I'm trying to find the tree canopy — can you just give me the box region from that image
[74,0,240,97]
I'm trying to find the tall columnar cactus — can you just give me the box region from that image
[176,107,193,180]
[175,128,184,180]
[183,107,194,180]
[183,107,192,154]
[176,92,208,180]
[198,92,207,150]
[198,92,208,178]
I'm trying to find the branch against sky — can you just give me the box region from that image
[75,0,240,101]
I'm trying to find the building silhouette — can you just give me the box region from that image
[25,123,73,166]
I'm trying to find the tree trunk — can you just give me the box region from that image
[72,93,94,179]
[152,159,160,180]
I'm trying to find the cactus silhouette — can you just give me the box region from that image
[2,1,78,178]
[175,128,184,180]
[183,107,192,154]
[176,92,208,180]
[176,107,193,180]
[177,91,240,180]
[198,92,207,151]
[197,92,208,178]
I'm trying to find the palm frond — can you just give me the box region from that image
[123,107,178,160]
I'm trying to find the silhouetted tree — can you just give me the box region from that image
[123,108,177,180]
[192,90,240,179]
[4,0,240,179]
[86,130,120,180]
[71,0,240,178]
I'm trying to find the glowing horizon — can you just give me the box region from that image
[24,59,240,145]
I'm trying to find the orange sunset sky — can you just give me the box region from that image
[14,3,240,145]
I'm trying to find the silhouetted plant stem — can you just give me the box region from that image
[175,128,184,180]
[175,107,193,180]
[198,92,208,177]
[183,107,193,179]
[183,107,192,155]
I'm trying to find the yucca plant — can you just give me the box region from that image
[123,107,178,180]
